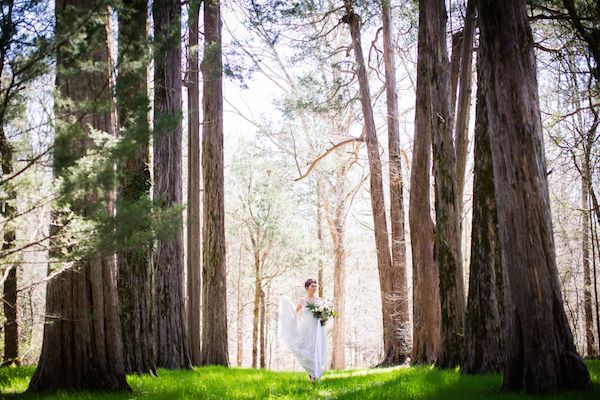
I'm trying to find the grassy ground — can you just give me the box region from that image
[1,361,599,399]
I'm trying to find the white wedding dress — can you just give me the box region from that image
[278,295,328,380]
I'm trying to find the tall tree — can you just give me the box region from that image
[380,0,411,365]
[153,0,191,370]
[187,0,202,366]
[462,54,505,374]
[236,245,245,367]
[581,163,596,357]
[477,0,590,393]
[0,4,18,366]
[251,238,266,369]
[0,0,50,369]
[0,2,18,361]
[342,0,398,369]
[28,0,128,391]
[201,0,229,366]
[2,256,18,367]
[317,149,350,370]
[244,183,277,369]
[562,0,600,82]
[1,84,18,366]
[421,0,465,369]
[1,179,18,366]
[116,0,156,376]
[573,55,598,358]
[316,187,324,298]
[410,0,441,365]
[453,0,476,222]
[259,289,267,369]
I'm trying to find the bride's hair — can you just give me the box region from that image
[304,278,316,289]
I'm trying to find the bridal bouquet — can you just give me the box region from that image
[306,299,338,326]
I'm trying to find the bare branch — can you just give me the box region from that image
[294,136,364,181]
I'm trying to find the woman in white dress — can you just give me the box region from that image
[278,278,328,383]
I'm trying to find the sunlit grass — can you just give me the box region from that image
[1,361,599,399]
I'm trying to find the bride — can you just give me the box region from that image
[278,278,328,383]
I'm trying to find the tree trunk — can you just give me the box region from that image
[266,291,271,369]
[236,245,244,367]
[582,167,597,357]
[318,153,347,370]
[2,265,18,366]
[1,132,18,367]
[317,186,324,298]
[477,0,591,393]
[591,192,600,356]
[252,250,261,369]
[201,0,229,367]
[28,1,128,391]
[115,0,156,376]
[410,0,441,365]
[420,0,465,368]
[380,0,411,366]
[330,202,346,369]
[453,0,476,221]
[153,0,190,370]
[0,0,17,367]
[342,2,395,370]
[187,0,202,367]
[450,32,462,116]
[260,289,266,369]
[462,55,505,374]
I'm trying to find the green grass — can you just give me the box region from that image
[1,361,599,399]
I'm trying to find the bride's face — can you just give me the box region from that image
[306,282,317,296]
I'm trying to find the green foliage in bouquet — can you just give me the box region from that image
[306,300,338,326]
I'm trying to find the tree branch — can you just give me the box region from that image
[294,136,364,181]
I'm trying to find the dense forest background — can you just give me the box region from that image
[1,0,599,395]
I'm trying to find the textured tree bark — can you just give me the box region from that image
[201,0,229,367]
[187,0,202,367]
[582,167,597,357]
[316,186,324,299]
[462,56,505,374]
[153,0,191,370]
[591,188,600,356]
[0,1,19,368]
[252,248,261,369]
[116,0,156,376]
[28,0,128,391]
[265,294,271,369]
[410,0,441,365]
[419,0,465,369]
[260,289,267,369]
[380,0,411,366]
[453,0,475,223]
[317,155,347,370]
[330,187,346,370]
[450,32,462,116]
[1,140,18,367]
[477,0,591,393]
[342,1,396,369]
[592,191,600,357]
[236,245,244,367]
[2,265,18,366]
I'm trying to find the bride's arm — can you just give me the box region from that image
[295,298,304,312]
